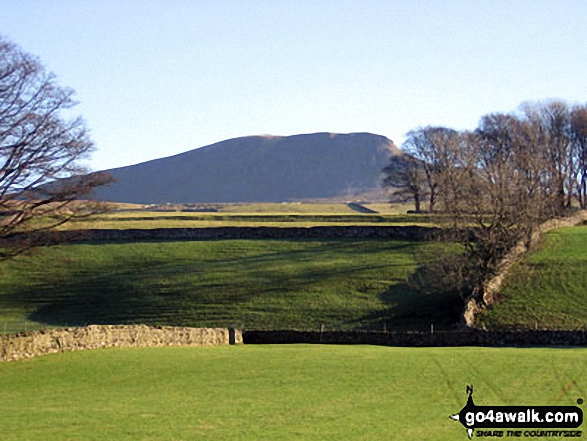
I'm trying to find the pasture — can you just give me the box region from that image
[61,212,435,229]
[0,239,461,334]
[57,202,435,229]
[478,225,587,330]
[0,345,584,440]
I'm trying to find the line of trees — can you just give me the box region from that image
[384,100,587,307]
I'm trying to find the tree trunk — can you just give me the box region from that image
[428,186,436,213]
[414,191,422,213]
[581,175,587,209]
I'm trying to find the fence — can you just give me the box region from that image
[4,323,587,355]
[1,321,56,335]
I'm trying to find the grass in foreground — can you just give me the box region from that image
[478,225,587,330]
[0,345,585,440]
[0,239,462,333]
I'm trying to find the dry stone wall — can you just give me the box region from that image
[15,225,442,245]
[464,210,587,327]
[0,325,242,362]
[243,329,587,347]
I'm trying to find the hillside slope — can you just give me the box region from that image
[477,225,587,330]
[92,132,399,204]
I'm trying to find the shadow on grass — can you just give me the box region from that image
[25,260,178,328]
[350,257,468,331]
[0,240,465,331]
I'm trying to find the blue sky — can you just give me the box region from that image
[1,0,586,171]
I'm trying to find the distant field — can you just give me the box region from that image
[0,239,461,334]
[478,225,587,330]
[0,345,584,440]
[54,202,436,229]
[61,213,436,230]
[216,202,410,213]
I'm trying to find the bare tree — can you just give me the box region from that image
[0,36,111,257]
[520,100,577,212]
[382,154,426,213]
[389,101,585,323]
[397,126,460,213]
[571,105,587,209]
[427,113,562,306]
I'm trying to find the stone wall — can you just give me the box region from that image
[15,225,442,245]
[242,329,587,347]
[0,325,242,362]
[3,326,584,360]
[463,210,587,327]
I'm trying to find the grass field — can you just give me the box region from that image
[0,345,585,440]
[16,202,440,231]
[0,239,461,334]
[129,202,411,214]
[55,202,435,229]
[478,225,587,330]
[61,212,437,229]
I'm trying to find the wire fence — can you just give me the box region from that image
[0,320,444,336]
[1,322,64,335]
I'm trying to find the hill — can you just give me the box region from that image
[91,132,400,204]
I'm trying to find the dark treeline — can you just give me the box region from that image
[384,100,587,313]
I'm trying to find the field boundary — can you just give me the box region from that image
[464,210,587,327]
[11,226,442,245]
[0,325,242,362]
[3,327,586,362]
[242,329,587,347]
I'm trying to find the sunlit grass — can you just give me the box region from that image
[478,225,587,330]
[0,239,460,333]
[0,345,584,440]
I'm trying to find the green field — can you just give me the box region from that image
[118,202,411,214]
[0,239,461,334]
[17,202,441,232]
[2,210,587,440]
[56,202,434,229]
[478,225,587,330]
[0,345,584,440]
[62,212,436,229]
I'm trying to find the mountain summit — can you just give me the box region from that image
[92,132,399,204]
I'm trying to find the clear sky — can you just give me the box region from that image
[1,0,586,171]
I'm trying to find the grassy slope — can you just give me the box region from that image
[478,225,587,330]
[0,239,462,333]
[0,345,585,440]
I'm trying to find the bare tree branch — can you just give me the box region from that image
[0,36,112,258]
